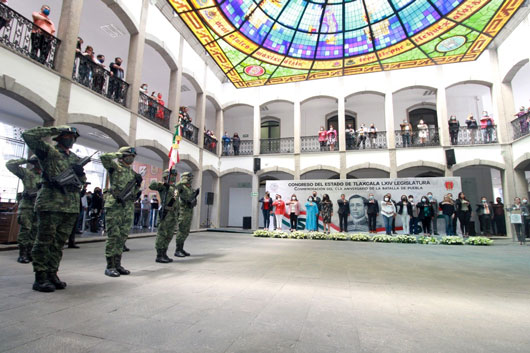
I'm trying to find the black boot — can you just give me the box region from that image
[115,254,130,275]
[104,256,120,277]
[32,271,55,292]
[162,249,173,262]
[180,245,190,257]
[48,272,67,289]
[122,244,130,252]
[174,243,186,257]
[17,246,29,263]
[156,249,170,263]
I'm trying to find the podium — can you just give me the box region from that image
[0,202,19,243]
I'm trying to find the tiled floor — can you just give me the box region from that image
[1,233,529,352]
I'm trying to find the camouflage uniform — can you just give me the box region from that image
[6,157,41,263]
[174,172,199,257]
[22,125,85,292]
[101,147,142,277]
[151,169,179,263]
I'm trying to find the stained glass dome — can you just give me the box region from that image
[168,0,524,88]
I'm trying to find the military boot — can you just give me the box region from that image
[32,271,55,292]
[104,256,120,277]
[162,249,173,262]
[48,272,67,289]
[174,243,186,258]
[180,245,190,257]
[156,249,170,263]
[17,246,29,263]
[122,244,130,252]
[115,255,130,275]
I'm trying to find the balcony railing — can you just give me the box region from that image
[512,113,530,140]
[221,139,253,156]
[0,3,60,69]
[395,128,440,148]
[301,135,340,152]
[346,131,387,150]
[204,134,218,154]
[450,126,498,145]
[260,138,294,154]
[138,92,170,129]
[72,53,129,106]
[180,121,198,144]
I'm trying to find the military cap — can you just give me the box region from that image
[181,172,193,179]
[162,168,177,178]
[27,155,39,164]
[52,126,80,141]
[118,146,137,156]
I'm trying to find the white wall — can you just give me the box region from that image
[446,84,493,124]
[224,106,253,139]
[393,88,436,125]
[511,62,530,111]
[261,101,294,138]
[345,93,385,129]
[301,98,338,136]
[220,173,252,227]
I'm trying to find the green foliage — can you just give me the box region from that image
[350,233,372,242]
[440,236,465,245]
[392,235,417,243]
[329,232,349,241]
[417,236,438,244]
[253,230,270,237]
[465,236,494,246]
[289,231,309,239]
[311,232,328,240]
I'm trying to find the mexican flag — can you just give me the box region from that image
[168,125,182,169]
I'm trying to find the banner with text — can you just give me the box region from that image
[265,177,462,232]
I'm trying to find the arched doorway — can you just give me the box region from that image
[408,107,437,128]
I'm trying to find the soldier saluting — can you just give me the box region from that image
[151,168,179,263]
[22,125,86,292]
[6,155,42,264]
[100,147,142,277]
[174,172,199,257]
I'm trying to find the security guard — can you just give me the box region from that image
[100,146,142,277]
[174,172,199,257]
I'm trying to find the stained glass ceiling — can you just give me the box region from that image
[168,0,524,88]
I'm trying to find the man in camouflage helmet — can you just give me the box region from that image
[174,171,199,257]
[6,155,42,264]
[100,146,142,277]
[22,125,85,292]
[150,168,179,263]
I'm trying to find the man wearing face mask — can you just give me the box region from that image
[31,5,56,64]
[108,57,125,102]
[426,192,439,235]
[6,155,42,264]
[476,196,493,236]
[22,125,85,292]
[100,147,142,277]
[174,172,200,257]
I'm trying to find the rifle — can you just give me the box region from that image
[114,178,137,206]
[159,183,170,221]
[51,151,98,191]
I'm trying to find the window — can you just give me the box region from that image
[261,120,280,139]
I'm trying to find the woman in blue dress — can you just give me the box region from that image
[305,196,318,231]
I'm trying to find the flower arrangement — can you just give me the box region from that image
[392,235,417,243]
[253,230,271,237]
[311,232,328,240]
[417,236,438,244]
[372,234,394,243]
[350,233,372,242]
[330,232,349,241]
[290,231,308,239]
[465,236,494,246]
[440,236,465,245]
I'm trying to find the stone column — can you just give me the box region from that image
[500,145,518,239]
[436,68,450,147]
[126,0,149,145]
[216,108,223,157]
[167,37,184,130]
[53,0,84,126]
[293,100,301,153]
[251,173,260,229]
[384,78,397,177]
[213,174,221,228]
[253,104,260,155]
[338,97,346,152]
[196,92,206,148]
[514,169,528,199]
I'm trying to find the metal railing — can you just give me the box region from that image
[260,137,294,154]
[300,135,340,152]
[180,121,198,144]
[512,113,530,140]
[138,92,170,129]
[221,139,253,156]
[204,134,218,154]
[449,126,498,145]
[0,3,60,69]
[395,128,440,148]
[346,131,387,150]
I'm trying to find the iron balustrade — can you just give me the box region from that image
[138,92,170,129]
[300,135,340,152]
[395,128,440,148]
[345,131,387,150]
[179,121,198,144]
[0,3,60,69]
[449,126,498,145]
[260,138,294,154]
[511,113,530,140]
[204,134,218,154]
[72,53,129,106]
[221,139,253,156]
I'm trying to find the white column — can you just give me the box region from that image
[253,105,260,155]
[436,68,450,146]
[251,173,259,229]
[338,97,346,152]
[196,92,206,148]
[489,49,513,144]
[213,175,221,228]
[293,100,301,153]
[216,108,224,157]
[384,91,396,148]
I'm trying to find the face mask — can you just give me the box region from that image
[422,198,427,202]
[291,197,295,201]
[523,200,528,204]
[308,199,312,202]
[482,199,487,203]
[59,138,74,149]
[428,195,433,200]
[99,58,105,64]
[402,198,407,201]
[384,197,389,202]
[369,196,374,200]
[116,62,122,66]
[43,9,50,16]
[409,198,413,201]
[123,156,135,165]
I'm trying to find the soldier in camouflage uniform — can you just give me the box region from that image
[151,169,179,263]
[101,146,142,277]
[22,125,85,292]
[174,172,199,257]
[6,156,42,263]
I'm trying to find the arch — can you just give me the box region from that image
[503,59,529,84]
[182,70,203,93]
[256,166,295,177]
[451,159,506,172]
[101,0,139,34]
[406,102,436,114]
[259,99,295,107]
[0,75,55,123]
[446,80,493,90]
[300,95,338,105]
[222,102,254,111]
[220,168,253,177]
[135,139,171,164]
[514,153,530,170]
[68,113,128,146]
[144,33,178,71]
[300,165,341,176]
[345,163,391,174]
[396,161,446,173]
[202,164,220,176]
[345,90,385,100]
[393,85,437,95]
[205,94,222,110]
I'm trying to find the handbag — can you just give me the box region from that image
[510,213,522,224]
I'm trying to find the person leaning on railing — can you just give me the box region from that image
[465,114,478,144]
[31,4,55,64]
[480,111,494,143]
[400,119,412,147]
[448,115,460,145]
[515,106,529,135]
[232,133,240,155]
[108,57,125,102]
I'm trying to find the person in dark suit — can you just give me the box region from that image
[337,194,350,232]
[311,191,321,231]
